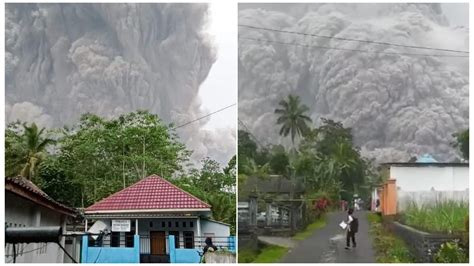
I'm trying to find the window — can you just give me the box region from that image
[150,221,153,228]
[168,221,172,228]
[183,231,194,249]
[190,221,194,228]
[182,221,186,227]
[125,232,134,247]
[162,221,166,227]
[175,221,179,228]
[111,232,120,247]
[169,231,180,248]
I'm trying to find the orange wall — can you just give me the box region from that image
[378,179,397,216]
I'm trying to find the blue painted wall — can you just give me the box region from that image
[168,236,201,263]
[228,236,236,253]
[81,235,140,263]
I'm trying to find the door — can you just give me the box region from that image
[150,231,166,255]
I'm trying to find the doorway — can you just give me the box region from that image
[150,231,166,255]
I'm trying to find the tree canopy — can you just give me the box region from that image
[5,111,236,233]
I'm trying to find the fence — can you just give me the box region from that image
[81,235,140,263]
[139,235,235,254]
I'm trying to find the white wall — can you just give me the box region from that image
[5,192,66,263]
[200,220,230,237]
[390,165,469,211]
[391,166,469,192]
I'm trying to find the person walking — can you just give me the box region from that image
[345,208,358,250]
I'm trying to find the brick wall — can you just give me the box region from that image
[384,221,462,262]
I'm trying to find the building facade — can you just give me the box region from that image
[81,175,233,263]
[378,162,469,214]
[5,176,77,263]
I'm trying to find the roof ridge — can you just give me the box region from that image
[158,176,211,208]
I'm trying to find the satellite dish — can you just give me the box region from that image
[88,220,109,240]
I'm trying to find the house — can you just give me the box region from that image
[375,158,469,215]
[5,176,77,263]
[81,175,234,263]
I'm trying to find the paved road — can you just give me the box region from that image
[281,210,376,263]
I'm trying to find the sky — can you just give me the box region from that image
[441,3,469,27]
[199,2,237,131]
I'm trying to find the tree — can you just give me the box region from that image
[58,111,190,207]
[275,94,312,143]
[453,129,469,160]
[5,122,55,179]
[175,157,236,234]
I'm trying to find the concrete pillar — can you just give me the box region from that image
[278,206,283,227]
[197,217,201,237]
[265,200,272,227]
[248,195,257,227]
[135,219,138,235]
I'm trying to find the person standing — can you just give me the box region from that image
[345,208,358,249]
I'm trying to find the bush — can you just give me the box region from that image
[402,200,468,234]
[434,241,468,263]
[368,213,414,263]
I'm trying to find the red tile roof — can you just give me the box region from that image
[85,175,211,213]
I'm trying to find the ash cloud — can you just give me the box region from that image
[6,3,234,166]
[238,3,468,163]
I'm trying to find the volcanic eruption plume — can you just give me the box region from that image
[6,3,235,165]
[238,3,468,162]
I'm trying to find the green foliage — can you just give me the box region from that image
[274,94,312,143]
[175,157,236,234]
[452,129,469,160]
[5,122,55,179]
[252,245,288,263]
[238,248,259,263]
[434,241,468,263]
[293,216,326,240]
[295,118,369,199]
[269,150,289,175]
[402,200,469,234]
[36,156,83,207]
[5,112,236,233]
[56,111,190,206]
[368,213,414,263]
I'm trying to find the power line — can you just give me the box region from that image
[172,103,236,130]
[239,36,469,58]
[239,24,469,54]
[238,118,266,149]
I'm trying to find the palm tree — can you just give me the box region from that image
[275,94,312,144]
[19,123,55,179]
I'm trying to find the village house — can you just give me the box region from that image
[5,176,78,263]
[81,175,234,263]
[373,155,469,215]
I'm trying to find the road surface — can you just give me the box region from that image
[281,210,376,263]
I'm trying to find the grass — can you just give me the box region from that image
[253,245,289,263]
[293,216,327,240]
[238,244,289,263]
[367,213,415,263]
[402,200,468,234]
[238,248,259,263]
